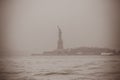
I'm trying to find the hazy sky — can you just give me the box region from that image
[4,0,119,54]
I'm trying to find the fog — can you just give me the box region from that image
[2,0,120,55]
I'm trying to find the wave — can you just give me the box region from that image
[34,69,76,76]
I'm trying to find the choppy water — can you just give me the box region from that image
[0,56,120,80]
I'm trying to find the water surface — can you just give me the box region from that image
[0,56,120,80]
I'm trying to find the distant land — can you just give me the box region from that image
[32,47,120,56]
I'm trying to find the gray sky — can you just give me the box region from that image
[4,0,119,54]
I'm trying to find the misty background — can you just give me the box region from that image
[0,0,120,55]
